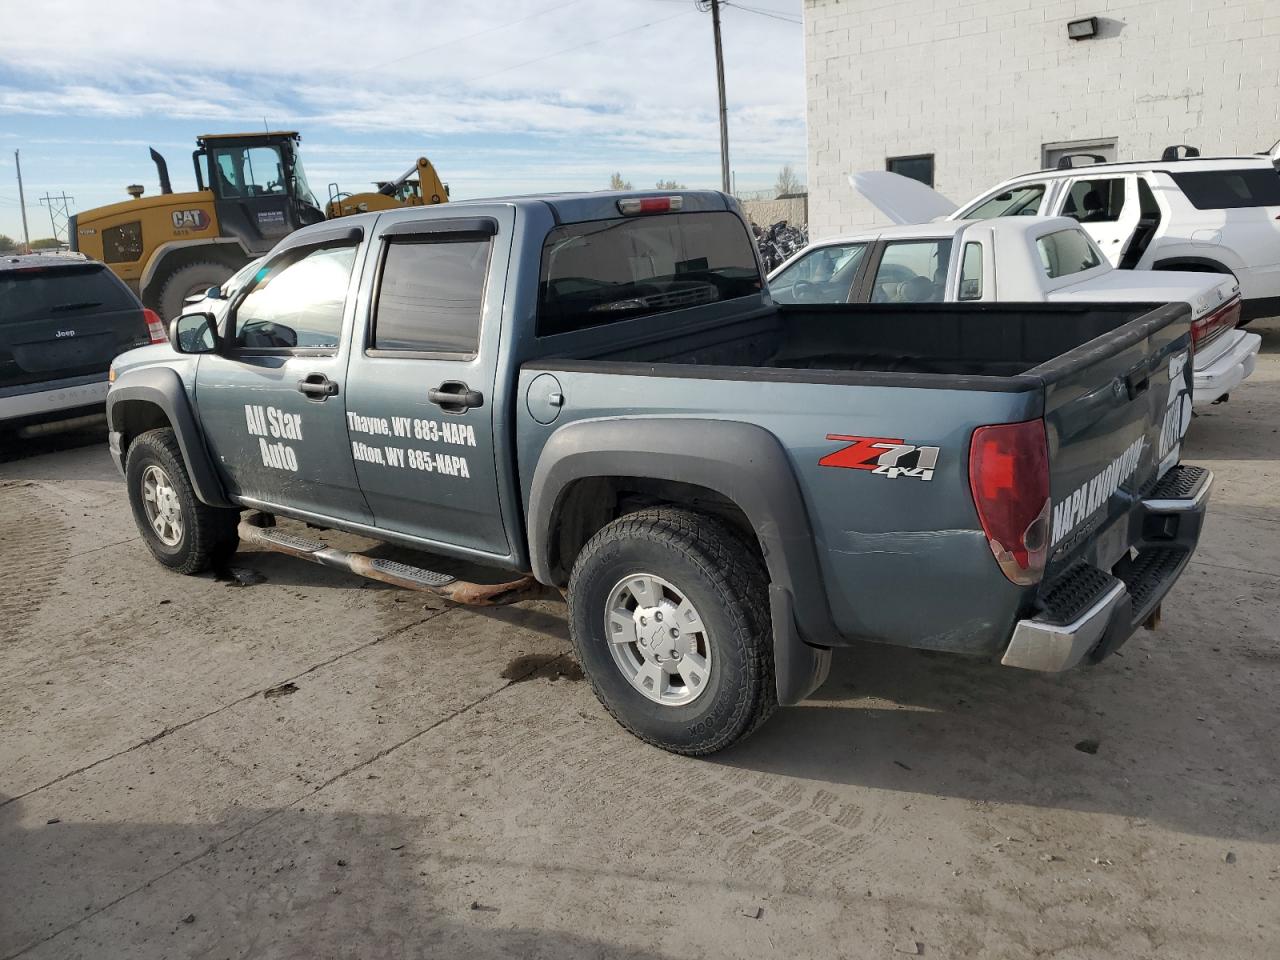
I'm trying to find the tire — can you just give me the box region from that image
[567,508,777,755]
[125,428,239,574]
[156,260,236,322]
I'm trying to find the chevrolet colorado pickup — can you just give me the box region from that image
[106,191,1212,754]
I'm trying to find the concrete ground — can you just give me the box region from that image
[2,323,1278,960]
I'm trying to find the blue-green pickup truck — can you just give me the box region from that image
[105,190,1211,754]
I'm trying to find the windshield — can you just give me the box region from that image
[210,145,287,198]
[770,243,867,303]
[290,150,322,211]
[962,183,1046,219]
[537,212,762,336]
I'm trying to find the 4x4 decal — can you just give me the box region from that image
[819,434,939,481]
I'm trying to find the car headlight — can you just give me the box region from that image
[108,364,116,384]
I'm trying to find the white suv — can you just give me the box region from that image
[854,145,1280,323]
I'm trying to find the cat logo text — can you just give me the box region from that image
[818,435,940,481]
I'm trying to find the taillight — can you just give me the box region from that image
[616,195,684,216]
[969,419,1051,586]
[143,308,166,344]
[1190,297,1241,353]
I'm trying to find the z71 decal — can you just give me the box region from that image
[819,434,940,481]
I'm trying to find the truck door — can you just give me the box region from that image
[343,214,512,559]
[1054,174,1140,267]
[194,230,372,523]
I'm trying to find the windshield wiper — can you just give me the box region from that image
[51,301,102,312]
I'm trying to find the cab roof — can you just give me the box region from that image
[197,131,300,142]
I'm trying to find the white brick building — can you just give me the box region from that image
[803,0,1280,239]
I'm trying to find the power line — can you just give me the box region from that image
[723,2,801,25]
[466,7,695,83]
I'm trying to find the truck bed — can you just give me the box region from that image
[520,298,1195,659]
[559,302,1165,381]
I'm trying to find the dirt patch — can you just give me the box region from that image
[0,481,70,640]
[500,654,584,683]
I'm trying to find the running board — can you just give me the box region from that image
[236,520,544,606]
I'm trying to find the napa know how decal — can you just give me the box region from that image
[819,435,940,481]
[1158,349,1192,472]
[1050,436,1144,548]
[1050,348,1192,548]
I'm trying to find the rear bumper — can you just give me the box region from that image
[1002,465,1211,672]
[1192,331,1261,406]
[0,375,109,424]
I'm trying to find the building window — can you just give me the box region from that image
[886,154,935,187]
[1042,138,1117,170]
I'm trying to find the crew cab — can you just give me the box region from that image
[770,216,1259,407]
[851,145,1280,324]
[106,191,1212,755]
[1,254,164,437]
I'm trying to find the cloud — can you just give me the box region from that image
[0,0,807,235]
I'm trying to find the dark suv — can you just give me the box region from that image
[1,254,162,436]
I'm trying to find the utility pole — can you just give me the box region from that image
[14,150,31,253]
[38,191,75,247]
[699,0,732,194]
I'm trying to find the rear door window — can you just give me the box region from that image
[869,239,952,302]
[0,264,138,324]
[537,212,761,336]
[962,183,1046,219]
[372,238,490,356]
[1061,178,1127,222]
[1169,169,1280,209]
[958,242,983,300]
[1036,229,1102,278]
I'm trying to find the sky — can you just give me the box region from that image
[0,0,806,242]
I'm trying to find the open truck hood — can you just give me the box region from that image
[848,171,958,225]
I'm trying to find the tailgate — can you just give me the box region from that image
[0,262,147,390]
[1039,302,1194,574]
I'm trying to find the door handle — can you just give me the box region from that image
[297,373,339,400]
[427,380,484,413]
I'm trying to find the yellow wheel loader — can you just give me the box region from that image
[325,157,449,218]
[71,132,328,320]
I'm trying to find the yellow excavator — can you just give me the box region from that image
[325,157,449,218]
[71,133,447,319]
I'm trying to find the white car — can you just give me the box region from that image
[769,216,1259,407]
[850,144,1280,324]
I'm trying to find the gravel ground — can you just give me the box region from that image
[2,321,1278,960]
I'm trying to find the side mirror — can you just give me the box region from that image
[169,311,220,355]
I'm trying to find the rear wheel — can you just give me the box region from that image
[567,508,777,755]
[126,428,238,574]
[156,260,235,322]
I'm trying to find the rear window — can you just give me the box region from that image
[1170,169,1280,209]
[0,264,138,325]
[536,212,761,336]
[1036,229,1102,279]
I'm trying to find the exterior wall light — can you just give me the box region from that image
[1068,17,1099,40]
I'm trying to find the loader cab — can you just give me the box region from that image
[193,132,325,256]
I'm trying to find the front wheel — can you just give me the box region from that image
[125,428,239,574]
[567,508,777,755]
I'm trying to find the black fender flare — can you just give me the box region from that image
[1151,255,1234,276]
[106,366,233,507]
[527,418,835,704]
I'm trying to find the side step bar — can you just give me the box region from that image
[236,520,546,606]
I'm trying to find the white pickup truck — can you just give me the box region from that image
[769,216,1259,407]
